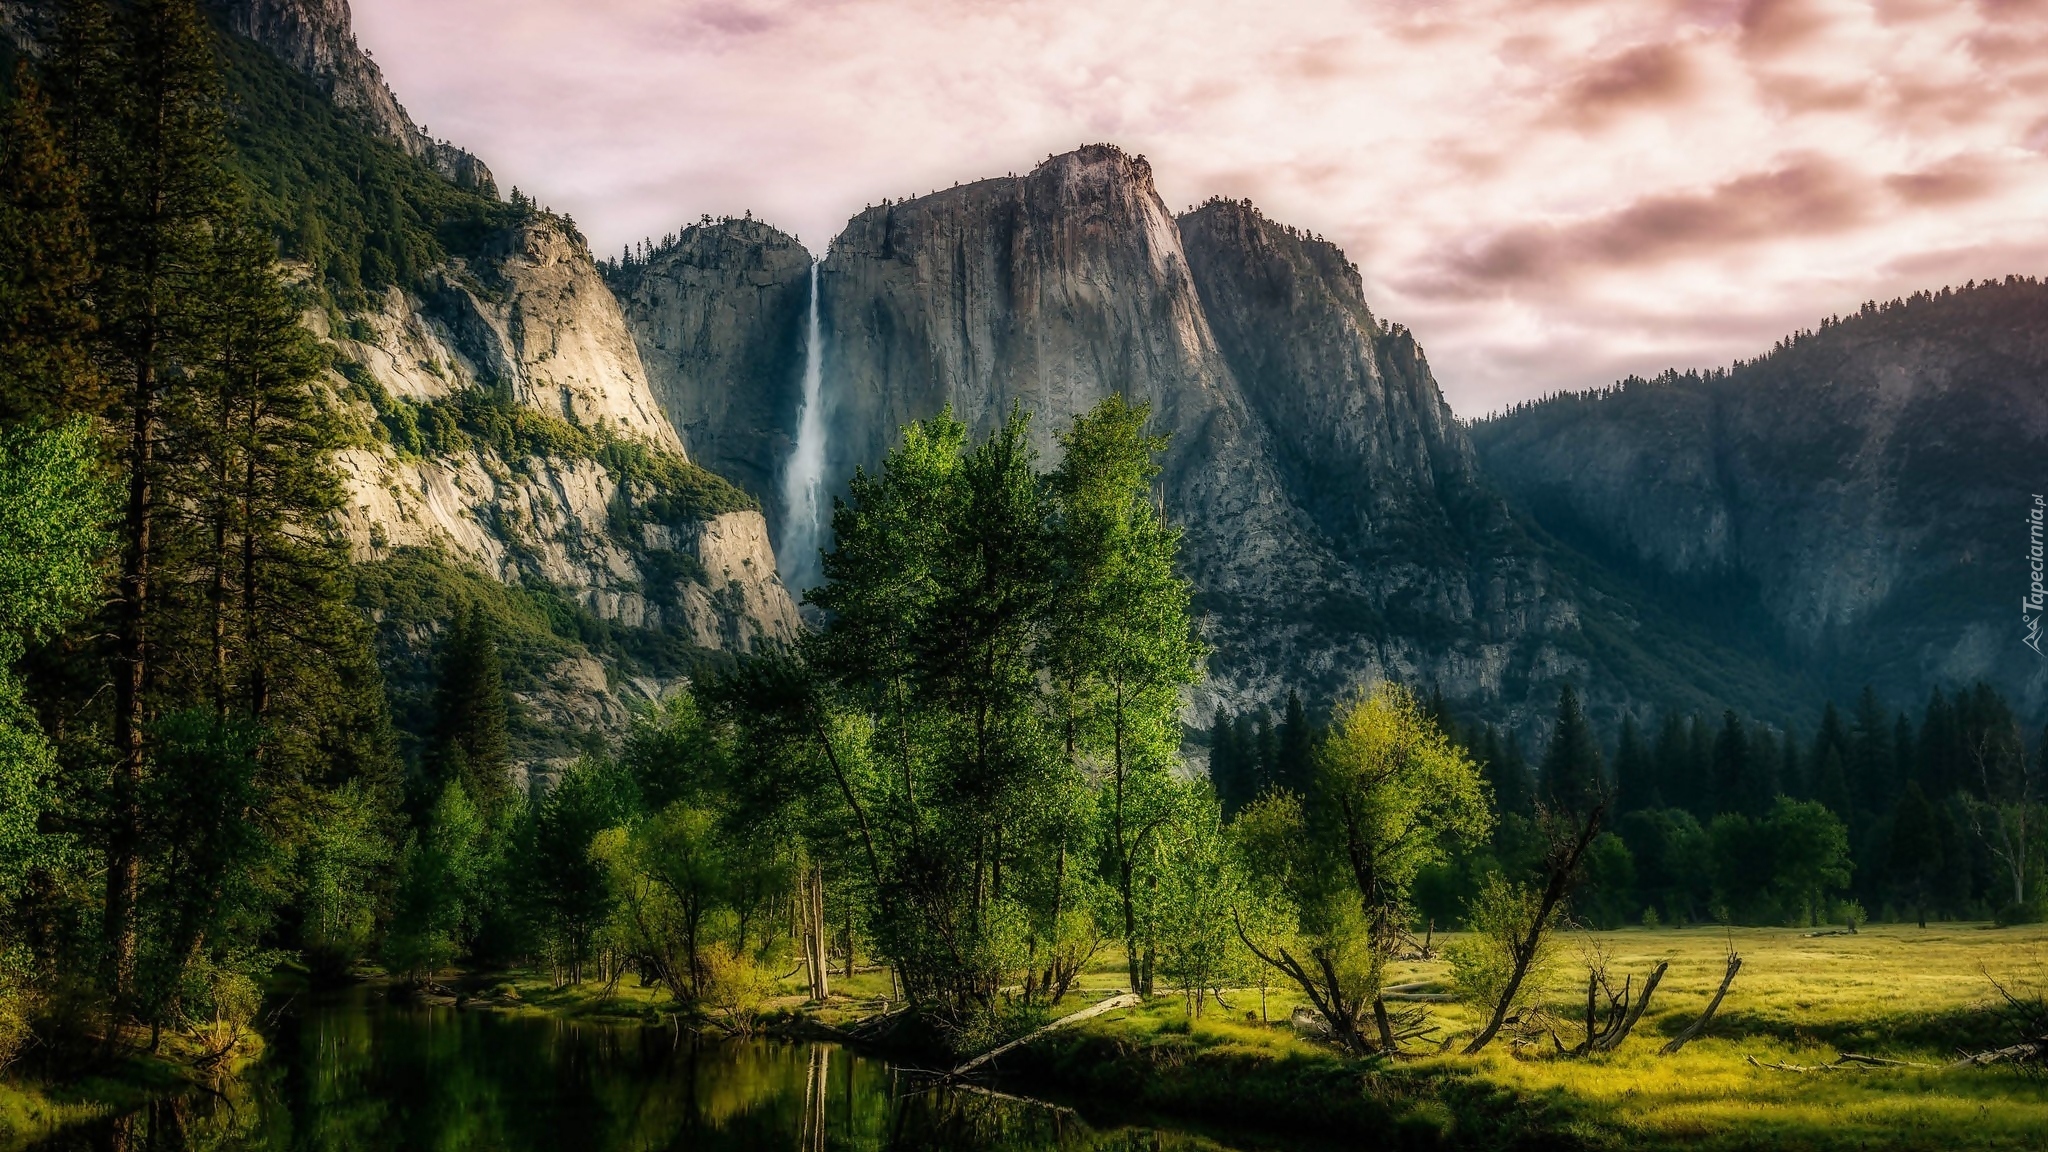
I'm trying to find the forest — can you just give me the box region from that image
[5,3,2048,1149]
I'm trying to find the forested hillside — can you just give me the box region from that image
[0,0,798,1068]
[1473,279,2048,720]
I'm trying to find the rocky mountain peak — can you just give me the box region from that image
[204,0,494,192]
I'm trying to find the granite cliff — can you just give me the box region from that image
[620,146,1776,726]
[318,211,801,767]
[605,219,812,506]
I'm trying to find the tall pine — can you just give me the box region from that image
[1538,685,1603,814]
[1613,712,1655,813]
[0,65,98,421]
[428,602,511,816]
[1276,690,1312,795]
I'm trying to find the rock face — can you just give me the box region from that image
[202,0,493,191]
[761,147,1589,718]
[313,217,801,759]
[815,150,1316,644]
[316,216,796,648]
[1472,281,2048,716]
[607,219,812,508]
[429,220,683,447]
[613,146,1827,726]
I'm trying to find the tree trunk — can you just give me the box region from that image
[105,352,156,1007]
[1464,804,1604,1055]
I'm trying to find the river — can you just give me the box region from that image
[29,989,1290,1151]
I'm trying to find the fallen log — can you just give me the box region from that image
[1949,1039,2048,1067]
[1660,952,1741,1056]
[950,992,1142,1078]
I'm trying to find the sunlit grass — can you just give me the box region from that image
[1052,923,2048,1150]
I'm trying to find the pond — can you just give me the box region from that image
[30,990,1287,1152]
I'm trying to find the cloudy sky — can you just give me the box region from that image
[353,0,2048,415]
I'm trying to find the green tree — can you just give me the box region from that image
[1046,396,1201,999]
[1849,686,1893,821]
[1478,724,1533,819]
[1538,685,1604,815]
[1155,785,1242,1019]
[384,780,485,985]
[133,713,273,1040]
[1712,710,1763,817]
[1886,782,1942,928]
[0,66,98,422]
[0,420,111,897]
[428,601,511,816]
[1616,807,1710,924]
[63,0,239,1005]
[526,760,631,983]
[1235,684,1490,1054]
[1613,712,1655,814]
[1277,690,1314,795]
[1577,832,1637,929]
[1207,707,1248,815]
[1810,703,1852,819]
[1764,797,1852,927]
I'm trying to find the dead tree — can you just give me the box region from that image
[1559,959,1670,1055]
[1464,800,1605,1056]
[1660,948,1741,1055]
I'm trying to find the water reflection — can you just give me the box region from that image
[31,991,1246,1152]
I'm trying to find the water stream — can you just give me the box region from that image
[25,989,1282,1152]
[777,260,828,594]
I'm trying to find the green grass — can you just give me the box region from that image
[0,1050,217,1151]
[993,923,2048,1150]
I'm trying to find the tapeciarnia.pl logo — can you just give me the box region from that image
[2029,494,2046,656]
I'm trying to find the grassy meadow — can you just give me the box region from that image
[967,922,2048,1150]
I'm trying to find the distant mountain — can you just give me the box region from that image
[1472,279,2048,719]
[616,146,1812,730]
[16,0,2025,742]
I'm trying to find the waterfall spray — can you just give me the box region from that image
[777,260,828,592]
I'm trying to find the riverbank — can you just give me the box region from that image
[356,925,2048,1150]
[12,924,2048,1151]
[0,1037,254,1151]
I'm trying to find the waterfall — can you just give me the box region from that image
[777,260,828,592]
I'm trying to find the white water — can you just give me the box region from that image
[777,261,828,592]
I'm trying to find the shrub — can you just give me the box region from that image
[697,941,771,1035]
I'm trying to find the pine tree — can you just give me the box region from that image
[59,0,239,1002]
[1652,711,1688,812]
[429,602,511,817]
[1276,690,1312,795]
[1254,706,1279,797]
[1918,688,1957,795]
[1892,712,1915,801]
[1780,726,1803,800]
[0,65,99,421]
[1711,710,1752,816]
[1538,685,1603,814]
[1684,713,1714,818]
[1614,712,1655,813]
[1849,686,1891,820]
[1886,782,1942,927]
[1478,722,1533,817]
[1424,684,1456,747]
[1207,708,1242,814]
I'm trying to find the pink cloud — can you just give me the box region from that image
[1414,157,1872,292]
[351,0,2048,413]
